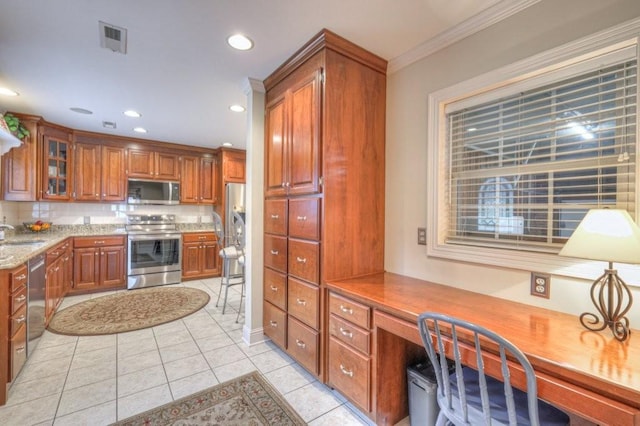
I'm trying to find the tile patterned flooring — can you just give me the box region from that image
[0,278,376,425]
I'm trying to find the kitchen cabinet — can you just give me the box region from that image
[75,143,126,201]
[127,148,180,180]
[72,236,126,293]
[220,148,245,183]
[41,125,73,201]
[45,239,72,324]
[180,154,218,204]
[262,29,386,390]
[8,264,28,383]
[1,114,40,201]
[182,232,220,279]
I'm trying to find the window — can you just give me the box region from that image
[427,26,640,277]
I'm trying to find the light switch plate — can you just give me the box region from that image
[530,272,550,298]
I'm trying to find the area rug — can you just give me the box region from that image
[47,287,210,336]
[111,371,306,426]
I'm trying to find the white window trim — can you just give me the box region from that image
[426,17,640,283]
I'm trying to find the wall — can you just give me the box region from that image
[385,0,640,325]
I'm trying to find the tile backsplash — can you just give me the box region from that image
[1,201,215,226]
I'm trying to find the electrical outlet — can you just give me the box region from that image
[417,228,427,245]
[530,272,550,298]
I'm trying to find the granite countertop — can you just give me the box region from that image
[0,223,217,270]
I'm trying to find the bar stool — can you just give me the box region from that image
[216,212,246,318]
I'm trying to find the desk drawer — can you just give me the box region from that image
[11,285,27,315]
[11,264,28,292]
[264,268,287,310]
[328,336,370,412]
[288,239,319,284]
[264,199,287,236]
[264,235,287,273]
[329,314,370,355]
[329,292,371,329]
[287,316,319,375]
[288,277,319,329]
[288,198,320,240]
[11,304,27,337]
[264,301,286,349]
[10,324,27,382]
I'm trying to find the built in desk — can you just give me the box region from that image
[326,272,640,426]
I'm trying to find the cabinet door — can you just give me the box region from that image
[2,118,37,201]
[182,241,202,278]
[200,156,216,204]
[42,135,72,200]
[45,263,58,322]
[101,145,126,201]
[288,69,322,195]
[222,150,245,183]
[100,245,125,288]
[75,142,101,201]
[127,149,154,178]
[265,95,287,197]
[201,240,219,275]
[73,247,99,290]
[180,155,199,204]
[155,153,180,180]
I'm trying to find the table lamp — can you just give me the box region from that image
[559,208,640,341]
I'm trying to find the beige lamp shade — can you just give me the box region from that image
[559,209,640,264]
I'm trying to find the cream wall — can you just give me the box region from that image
[385,0,640,325]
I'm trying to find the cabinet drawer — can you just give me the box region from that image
[288,239,319,284]
[74,235,125,248]
[329,314,371,355]
[288,198,320,240]
[264,301,287,349]
[182,232,216,243]
[329,292,371,329]
[10,324,27,382]
[288,277,319,329]
[328,336,371,412]
[287,316,319,375]
[264,235,287,273]
[264,268,287,310]
[264,199,287,236]
[10,304,27,337]
[10,264,28,292]
[11,285,27,315]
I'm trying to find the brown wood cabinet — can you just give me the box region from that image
[41,125,73,201]
[262,29,386,394]
[75,143,126,201]
[181,154,218,204]
[72,236,126,293]
[8,264,28,383]
[221,149,246,183]
[127,148,180,180]
[182,232,220,279]
[45,239,72,324]
[1,114,40,201]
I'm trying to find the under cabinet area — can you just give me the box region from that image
[72,236,126,293]
[182,232,220,279]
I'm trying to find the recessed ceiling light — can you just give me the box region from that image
[227,34,253,51]
[222,142,233,147]
[133,127,147,133]
[70,107,93,115]
[0,87,19,96]
[229,105,245,113]
[124,110,141,118]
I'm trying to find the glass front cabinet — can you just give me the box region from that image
[41,127,72,200]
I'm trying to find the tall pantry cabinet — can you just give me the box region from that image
[262,29,386,383]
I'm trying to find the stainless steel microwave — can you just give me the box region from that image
[127,179,180,205]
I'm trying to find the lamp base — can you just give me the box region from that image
[580,262,633,341]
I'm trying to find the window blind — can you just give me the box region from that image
[445,59,637,252]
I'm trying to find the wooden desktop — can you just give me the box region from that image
[326,272,640,426]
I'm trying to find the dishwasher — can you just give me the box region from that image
[27,253,46,357]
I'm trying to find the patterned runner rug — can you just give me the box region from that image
[47,287,210,335]
[111,371,306,425]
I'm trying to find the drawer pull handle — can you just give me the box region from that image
[296,298,306,306]
[339,327,353,339]
[296,257,307,264]
[15,274,26,281]
[16,315,26,324]
[339,305,353,315]
[296,215,307,221]
[271,214,279,219]
[269,321,278,328]
[270,285,278,292]
[339,364,354,377]
[16,346,25,354]
[295,339,306,349]
[15,295,26,303]
[95,240,105,244]
[270,250,279,255]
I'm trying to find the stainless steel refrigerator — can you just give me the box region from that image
[224,183,246,275]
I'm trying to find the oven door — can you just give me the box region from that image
[128,233,182,276]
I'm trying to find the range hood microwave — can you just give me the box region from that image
[127,179,180,205]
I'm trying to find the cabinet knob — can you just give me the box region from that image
[296,216,307,221]
[16,315,26,324]
[270,250,279,255]
[270,214,279,219]
[296,257,307,264]
[339,364,354,377]
[339,327,353,339]
[95,193,99,197]
[15,274,26,281]
[339,305,353,315]
[295,339,306,349]
[269,320,278,328]
[16,346,25,354]
[15,295,26,303]
[296,298,307,306]
[269,285,278,292]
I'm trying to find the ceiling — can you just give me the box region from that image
[0,0,525,150]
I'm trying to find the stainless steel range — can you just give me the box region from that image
[126,214,182,289]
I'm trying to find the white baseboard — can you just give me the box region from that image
[242,325,266,345]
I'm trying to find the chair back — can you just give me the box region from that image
[230,212,246,250]
[212,212,224,242]
[417,312,540,426]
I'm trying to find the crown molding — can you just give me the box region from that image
[388,0,541,74]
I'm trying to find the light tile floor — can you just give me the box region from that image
[0,278,375,426]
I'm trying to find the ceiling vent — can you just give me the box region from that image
[99,21,127,54]
[102,121,117,129]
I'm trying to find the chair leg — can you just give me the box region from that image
[235,280,245,323]
[216,257,226,308]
